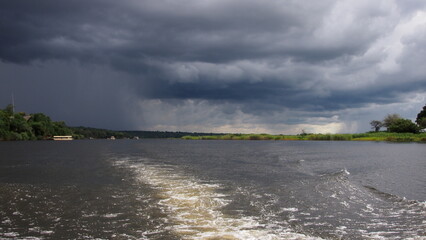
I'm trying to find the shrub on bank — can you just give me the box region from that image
[387,119,420,133]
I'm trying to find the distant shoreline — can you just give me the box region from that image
[2,132,426,143]
[182,132,426,143]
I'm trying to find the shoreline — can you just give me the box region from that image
[2,132,426,143]
[182,132,426,143]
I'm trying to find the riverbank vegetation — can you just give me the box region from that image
[0,104,74,140]
[184,104,426,142]
[369,105,426,133]
[0,104,224,141]
[123,131,224,139]
[70,126,129,139]
[0,105,128,140]
[182,132,426,142]
[2,103,426,142]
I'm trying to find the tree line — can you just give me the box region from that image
[71,126,129,139]
[123,130,225,139]
[0,104,73,140]
[0,104,219,141]
[370,104,426,133]
[0,104,131,140]
[2,103,425,141]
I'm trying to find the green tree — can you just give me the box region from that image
[0,110,9,130]
[4,104,14,115]
[30,122,47,138]
[0,105,75,141]
[30,113,52,123]
[53,121,73,136]
[416,104,426,129]
[387,118,419,133]
[10,113,30,133]
[29,113,55,139]
[0,108,10,140]
[383,113,401,128]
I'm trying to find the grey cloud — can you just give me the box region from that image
[0,0,376,64]
[1,0,425,132]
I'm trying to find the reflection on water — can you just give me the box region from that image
[0,140,425,239]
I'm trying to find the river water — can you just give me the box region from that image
[0,140,425,239]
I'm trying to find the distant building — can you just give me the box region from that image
[53,136,73,141]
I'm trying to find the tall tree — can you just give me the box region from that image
[4,104,14,115]
[383,114,401,128]
[370,120,383,132]
[416,104,426,129]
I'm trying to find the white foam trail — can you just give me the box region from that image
[343,168,350,175]
[119,159,323,240]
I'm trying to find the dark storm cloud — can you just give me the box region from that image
[0,0,363,64]
[1,0,426,132]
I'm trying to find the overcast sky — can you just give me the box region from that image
[1,0,425,133]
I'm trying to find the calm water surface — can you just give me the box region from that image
[0,140,425,239]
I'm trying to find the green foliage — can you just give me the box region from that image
[182,132,426,142]
[306,134,352,141]
[351,133,370,138]
[0,105,74,141]
[416,104,426,129]
[1,105,228,141]
[383,113,401,128]
[4,104,14,115]
[417,118,426,130]
[0,108,35,140]
[124,131,225,139]
[307,134,331,140]
[30,113,52,123]
[71,127,130,139]
[53,121,73,136]
[387,118,419,133]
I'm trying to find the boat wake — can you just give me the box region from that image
[114,157,322,240]
[112,156,426,240]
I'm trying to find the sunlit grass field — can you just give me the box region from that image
[182,132,426,142]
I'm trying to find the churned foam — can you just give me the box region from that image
[118,158,322,240]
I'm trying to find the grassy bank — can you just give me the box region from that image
[182,132,426,142]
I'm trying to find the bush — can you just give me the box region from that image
[352,133,369,139]
[416,105,426,129]
[387,119,419,133]
[248,135,261,140]
[332,134,352,140]
[307,134,331,140]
